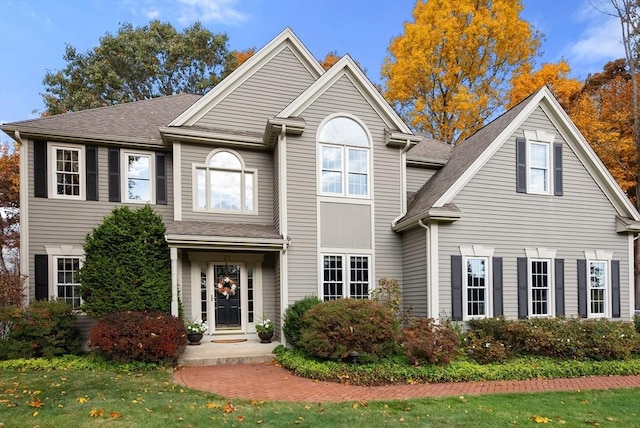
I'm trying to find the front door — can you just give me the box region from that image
[213,264,241,329]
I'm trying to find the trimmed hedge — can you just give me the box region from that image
[0,300,81,360]
[298,299,399,363]
[401,317,459,365]
[282,296,321,347]
[89,311,187,364]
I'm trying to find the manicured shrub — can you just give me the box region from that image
[298,299,399,363]
[401,317,459,365]
[634,314,640,334]
[80,205,171,317]
[283,296,321,347]
[464,334,511,364]
[89,311,187,364]
[0,272,25,307]
[0,300,81,360]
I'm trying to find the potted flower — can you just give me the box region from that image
[256,318,275,343]
[185,319,208,345]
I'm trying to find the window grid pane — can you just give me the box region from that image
[589,261,607,315]
[55,148,80,196]
[321,146,343,194]
[56,257,81,310]
[466,258,486,316]
[323,255,343,301]
[529,143,548,192]
[349,256,369,299]
[126,155,151,201]
[531,260,549,315]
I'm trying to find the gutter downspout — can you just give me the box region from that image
[14,131,29,306]
[391,139,413,228]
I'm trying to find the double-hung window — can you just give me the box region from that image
[516,130,562,196]
[588,261,607,317]
[123,151,154,203]
[465,257,488,318]
[530,259,551,316]
[528,142,549,193]
[195,150,255,213]
[50,144,84,199]
[319,116,370,198]
[321,254,370,300]
[54,256,82,310]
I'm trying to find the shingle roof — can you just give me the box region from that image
[165,221,283,240]
[399,93,536,227]
[1,94,201,144]
[406,137,452,166]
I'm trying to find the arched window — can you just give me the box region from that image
[318,116,370,197]
[195,150,255,212]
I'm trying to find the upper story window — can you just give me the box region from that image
[50,144,84,200]
[123,151,154,203]
[195,150,255,213]
[516,130,563,196]
[318,116,370,198]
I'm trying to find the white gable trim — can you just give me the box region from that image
[433,87,640,221]
[168,28,324,127]
[278,55,412,134]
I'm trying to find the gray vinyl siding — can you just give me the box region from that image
[273,144,280,231]
[26,141,173,300]
[180,252,193,320]
[402,227,428,316]
[285,74,404,303]
[407,166,437,194]
[180,143,274,224]
[195,46,317,134]
[437,107,631,320]
[261,253,280,334]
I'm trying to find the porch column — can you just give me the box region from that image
[170,247,179,316]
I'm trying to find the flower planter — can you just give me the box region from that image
[257,331,274,343]
[187,333,203,345]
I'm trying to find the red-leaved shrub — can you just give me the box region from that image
[90,311,186,364]
[401,317,459,365]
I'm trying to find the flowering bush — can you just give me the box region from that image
[186,319,208,335]
[256,318,274,333]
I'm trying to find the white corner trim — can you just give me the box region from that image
[173,142,182,221]
[583,250,613,260]
[429,222,439,320]
[524,129,555,143]
[525,247,557,259]
[18,136,29,303]
[459,245,495,257]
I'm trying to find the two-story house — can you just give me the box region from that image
[2,29,638,342]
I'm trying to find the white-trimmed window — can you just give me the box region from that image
[321,254,370,301]
[588,260,608,317]
[528,142,550,193]
[123,151,154,203]
[465,257,489,318]
[530,259,552,316]
[54,256,82,310]
[195,150,255,213]
[50,144,84,199]
[318,116,370,198]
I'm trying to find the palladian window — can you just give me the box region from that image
[196,150,255,213]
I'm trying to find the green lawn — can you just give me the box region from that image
[1,366,639,427]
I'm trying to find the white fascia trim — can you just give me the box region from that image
[432,90,546,208]
[538,97,640,221]
[628,234,635,319]
[165,234,287,249]
[173,142,182,221]
[278,56,412,134]
[169,28,324,127]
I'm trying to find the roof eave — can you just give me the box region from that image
[160,126,267,150]
[392,207,462,232]
[165,234,288,251]
[615,215,640,233]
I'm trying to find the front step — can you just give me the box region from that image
[179,336,280,366]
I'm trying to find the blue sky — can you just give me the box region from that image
[0,0,624,138]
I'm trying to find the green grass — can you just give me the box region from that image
[1,359,639,427]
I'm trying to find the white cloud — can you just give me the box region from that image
[176,0,248,26]
[146,9,161,19]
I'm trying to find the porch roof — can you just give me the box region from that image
[165,221,287,251]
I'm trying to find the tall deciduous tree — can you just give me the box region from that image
[42,21,235,115]
[0,143,19,274]
[382,0,541,145]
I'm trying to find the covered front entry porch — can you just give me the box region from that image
[165,220,288,344]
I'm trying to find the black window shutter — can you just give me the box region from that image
[34,140,47,198]
[492,257,503,317]
[108,148,120,202]
[156,152,167,205]
[86,145,98,201]
[555,259,565,316]
[34,254,48,301]
[553,142,563,196]
[516,137,527,193]
[451,255,463,321]
[611,260,620,318]
[517,257,528,319]
[577,259,587,318]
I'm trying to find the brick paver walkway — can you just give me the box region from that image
[174,362,640,402]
